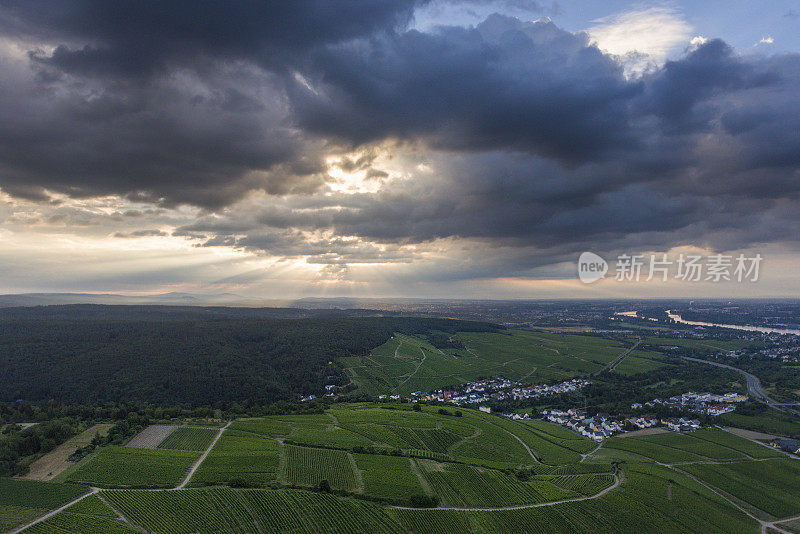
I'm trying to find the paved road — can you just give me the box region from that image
[683,357,800,417]
[601,337,642,373]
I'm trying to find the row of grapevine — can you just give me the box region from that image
[635,432,743,460]
[417,460,571,507]
[65,446,199,488]
[103,489,245,533]
[192,430,279,487]
[24,513,140,534]
[551,474,615,495]
[282,444,358,491]
[158,427,219,452]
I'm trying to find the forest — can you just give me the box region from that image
[0,305,498,406]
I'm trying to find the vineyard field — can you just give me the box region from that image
[101,488,406,533]
[682,458,800,519]
[65,494,117,517]
[191,430,279,487]
[7,401,793,534]
[158,427,218,452]
[24,513,141,534]
[65,446,199,488]
[416,460,573,507]
[603,436,705,464]
[354,454,426,502]
[0,477,90,531]
[282,445,358,491]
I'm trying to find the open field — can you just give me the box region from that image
[723,427,777,440]
[21,423,113,481]
[611,349,668,375]
[641,336,766,353]
[615,427,669,438]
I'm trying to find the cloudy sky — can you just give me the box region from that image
[0,0,799,299]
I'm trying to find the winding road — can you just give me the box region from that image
[683,357,800,417]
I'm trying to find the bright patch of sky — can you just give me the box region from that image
[414,1,800,57]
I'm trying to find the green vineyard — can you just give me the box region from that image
[282,445,358,491]
[65,446,199,488]
[158,427,219,452]
[4,404,794,533]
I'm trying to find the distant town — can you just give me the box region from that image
[404,377,591,405]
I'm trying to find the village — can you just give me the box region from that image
[635,391,748,416]
[533,408,705,441]
[507,390,747,442]
[408,377,592,405]
[712,345,800,363]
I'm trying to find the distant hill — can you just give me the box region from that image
[0,292,280,308]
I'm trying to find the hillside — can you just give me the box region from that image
[4,403,789,533]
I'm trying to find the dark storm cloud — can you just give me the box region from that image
[0,0,424,207]
[290,15,639,162]
[4,0,423,76]
[1,4,800,277]
[112,229,168,238]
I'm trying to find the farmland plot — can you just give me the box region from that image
[354,454,426,502]
[22,423,114,481]
[689,428,784,459]
[416,460,572,507]
[282,445,358,492]
[0,477,89,532]
[634,432,744,460]
[65,446,199,487]
[158,427,218,452]
[192,430,279,487]
[393,463,758,534]
[102,488,405,534]
[24,513,141,534]
[682,458,800,519]
[125,425,177,448]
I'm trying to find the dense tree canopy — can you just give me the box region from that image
[0,305,497,406]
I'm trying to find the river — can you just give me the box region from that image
[666,310,800,336]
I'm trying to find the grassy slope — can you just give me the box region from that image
[345,330,648,397]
